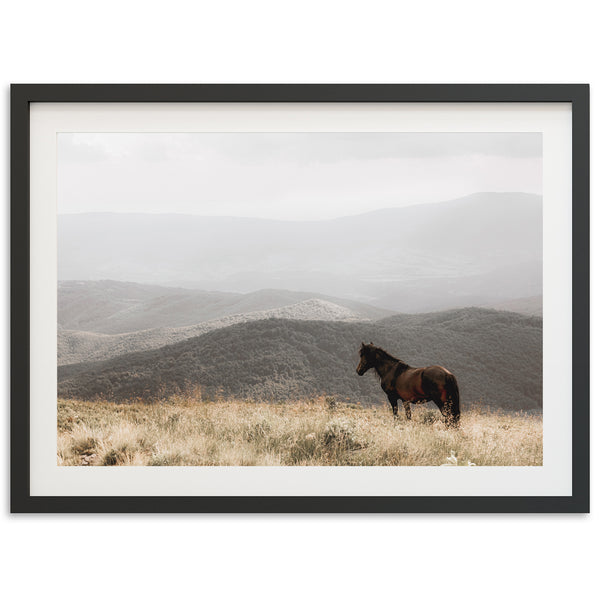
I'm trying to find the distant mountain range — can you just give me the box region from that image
[58,308,543,411]
[59,192,542,312]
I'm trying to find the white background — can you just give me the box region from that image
[1,2,596,599]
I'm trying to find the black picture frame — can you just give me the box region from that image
[11,84,590,513]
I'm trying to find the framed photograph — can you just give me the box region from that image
[11,84,589,513]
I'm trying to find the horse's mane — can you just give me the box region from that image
[368,344,410,368]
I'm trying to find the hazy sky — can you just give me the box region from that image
[58,132,542,220]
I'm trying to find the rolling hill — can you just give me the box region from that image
[58,298,367,365]
[483,295,542,317]
[58,308,543,411]
[58,280,391,334]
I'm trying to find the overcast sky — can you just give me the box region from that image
[58,132,542,220]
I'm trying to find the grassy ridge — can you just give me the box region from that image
[58,396,542,467]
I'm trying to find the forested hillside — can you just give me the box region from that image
[58,308,542,411]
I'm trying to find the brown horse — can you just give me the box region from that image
[356,342,460,427]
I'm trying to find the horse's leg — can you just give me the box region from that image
[444,374,460,427]
[432,396,453,427]
[441,403,452,428]
[431,397,449,426]
[403,401,412,421]
[386,392,399,418]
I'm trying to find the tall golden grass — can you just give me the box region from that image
[57,396,542,467]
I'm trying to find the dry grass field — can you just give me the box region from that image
[57,395,542,466]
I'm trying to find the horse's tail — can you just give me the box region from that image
[445,373,460,427]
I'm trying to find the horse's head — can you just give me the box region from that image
[356,342,376,376]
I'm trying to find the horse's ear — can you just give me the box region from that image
[361,341,365,348]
